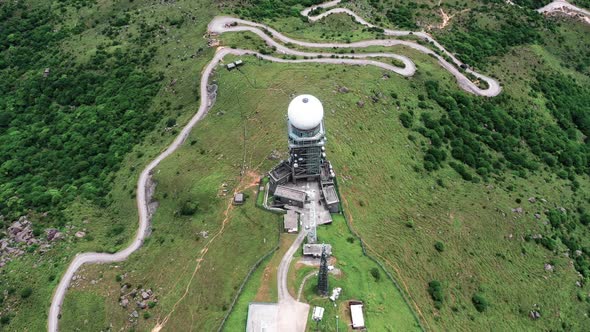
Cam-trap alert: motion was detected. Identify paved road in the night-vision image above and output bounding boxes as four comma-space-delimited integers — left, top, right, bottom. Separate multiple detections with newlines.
276, 229, 310, 332
208, 15, 500, 97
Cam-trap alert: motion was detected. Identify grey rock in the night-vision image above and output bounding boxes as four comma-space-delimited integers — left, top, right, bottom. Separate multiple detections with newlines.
75, 231, 86, 238
120, 298, 129, 308
530, 310, 541, 319
528, 197, 536, 203
544, 263, 554, 272
534, 213, 541, 220
338, 86, 349, 93
131, 310, 139, 318
141, 291, 150, 300
512, 207, 523, 213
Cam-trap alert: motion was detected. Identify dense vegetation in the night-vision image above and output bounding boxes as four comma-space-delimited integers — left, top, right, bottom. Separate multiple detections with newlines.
436, 4, 547, 68
0, 1, 162, 225
402, 74, 589, 180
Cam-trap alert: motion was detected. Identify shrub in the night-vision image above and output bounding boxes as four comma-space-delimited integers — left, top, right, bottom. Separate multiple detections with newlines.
399, 112, 413, 128
0, 315, 10, 325
20, 287, 33, 299
370, 267, 381, 281
143, 312, 151, 319
180, 201, 198, 216
115, 274, 123, 282
472, 293, 489, 312
434, 241, 445, 252
428, 280, 444, 309
346, 236, 355, 243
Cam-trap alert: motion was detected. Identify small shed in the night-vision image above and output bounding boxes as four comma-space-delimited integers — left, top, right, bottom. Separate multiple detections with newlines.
233, 192, 244, 205
322, 185, 340, 213
234, 59, 244, 67
349, 301, 365, 329
303, 243, 332, 257
283, 210, 298, 233
226, 63, 236, 70
312, 306, 325, 321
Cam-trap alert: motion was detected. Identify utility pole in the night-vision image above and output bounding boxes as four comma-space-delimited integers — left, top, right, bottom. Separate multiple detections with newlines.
336, 315, 339, 332
317, 245, 329, 296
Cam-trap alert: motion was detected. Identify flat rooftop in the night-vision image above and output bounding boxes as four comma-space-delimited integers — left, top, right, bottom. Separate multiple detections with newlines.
303, 244, 332, 257
247, 302, 279, 332
274, 185, 307, 203
350, 303, 365, 329
322, 185, 339, 205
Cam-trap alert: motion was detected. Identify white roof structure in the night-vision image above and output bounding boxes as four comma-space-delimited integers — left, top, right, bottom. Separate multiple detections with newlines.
312, 306, 325, 321
350, 304, 365, 329
288, 94, 324, 130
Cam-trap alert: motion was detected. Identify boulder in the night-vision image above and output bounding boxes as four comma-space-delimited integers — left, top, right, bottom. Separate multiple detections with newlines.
120, 298, 129, 308
534, 213, 541, 220
356, 100, 365, 108
512, 207, 523, 213
544, 263, 554, 272
338, 86, 349, 93
75, 231, 86, 238
131, 310, 139, 318
528, 197, 536, 203
141, 291, 150, 300
46, 229, 63, 241
529, 310, 541, 319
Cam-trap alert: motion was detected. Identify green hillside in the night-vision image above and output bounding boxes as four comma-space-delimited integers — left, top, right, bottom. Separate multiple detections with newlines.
0, 0, 589, 331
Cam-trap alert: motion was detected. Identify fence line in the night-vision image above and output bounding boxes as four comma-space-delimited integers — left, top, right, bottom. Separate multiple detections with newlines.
333, 177, 426, 331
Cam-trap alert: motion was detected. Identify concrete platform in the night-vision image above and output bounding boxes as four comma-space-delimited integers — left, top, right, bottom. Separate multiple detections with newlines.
246, 302, 279, 332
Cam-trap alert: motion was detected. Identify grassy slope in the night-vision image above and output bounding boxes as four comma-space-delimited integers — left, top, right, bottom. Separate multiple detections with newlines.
10, 1, 589, 331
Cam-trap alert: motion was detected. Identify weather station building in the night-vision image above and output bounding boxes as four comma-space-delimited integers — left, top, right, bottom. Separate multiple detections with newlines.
269, 95, 340, 212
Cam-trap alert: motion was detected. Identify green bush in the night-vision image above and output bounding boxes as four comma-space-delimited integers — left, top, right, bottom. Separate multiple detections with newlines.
370, 267, 381, 281
472, 293, 489, 312
399, 112, 413, 128
434, 241, 445, 252
0, 315, 10, 325
428, 280, 444, 309
20, 287, 33, 299
180, 201, 198, 216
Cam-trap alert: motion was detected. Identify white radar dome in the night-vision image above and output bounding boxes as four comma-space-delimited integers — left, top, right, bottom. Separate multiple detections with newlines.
288, 94, 324, 130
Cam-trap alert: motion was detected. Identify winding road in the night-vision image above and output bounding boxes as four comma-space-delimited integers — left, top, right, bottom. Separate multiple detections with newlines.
48, 0, 586, 330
